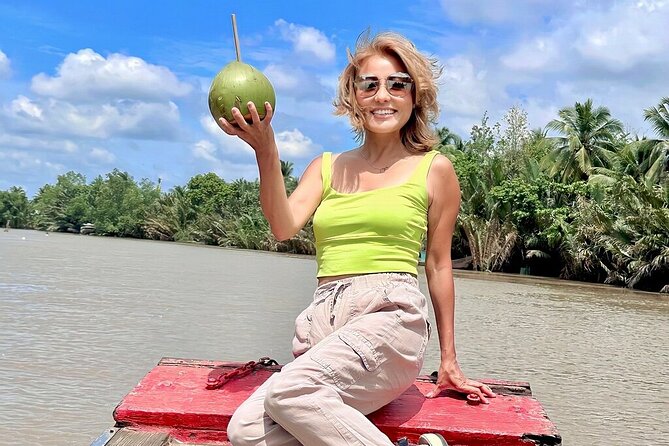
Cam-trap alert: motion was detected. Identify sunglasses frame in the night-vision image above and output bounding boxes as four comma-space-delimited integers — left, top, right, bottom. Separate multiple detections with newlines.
354, 72, 414, 98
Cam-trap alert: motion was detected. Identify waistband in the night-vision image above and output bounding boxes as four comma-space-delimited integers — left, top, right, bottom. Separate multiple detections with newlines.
315, 272, 418, 294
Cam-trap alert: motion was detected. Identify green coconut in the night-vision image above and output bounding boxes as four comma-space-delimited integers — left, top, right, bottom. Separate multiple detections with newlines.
208, 61, 276, 124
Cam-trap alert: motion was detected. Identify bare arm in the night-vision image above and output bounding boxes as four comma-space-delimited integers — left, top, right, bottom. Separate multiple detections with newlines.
424, 155, 495, 403
218, 102, 323, 240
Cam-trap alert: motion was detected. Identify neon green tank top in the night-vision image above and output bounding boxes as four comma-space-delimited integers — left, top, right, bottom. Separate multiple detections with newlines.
313, 150, 439, 278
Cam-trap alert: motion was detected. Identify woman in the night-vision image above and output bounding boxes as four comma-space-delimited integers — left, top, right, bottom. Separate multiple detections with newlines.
217, 32, 495, 446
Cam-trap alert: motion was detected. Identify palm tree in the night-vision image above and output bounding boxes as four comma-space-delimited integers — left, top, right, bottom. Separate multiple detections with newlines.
436, 127, 464, 151
144, 186, 197, 241
641, 97, 669, 185
644, 97, 669, 139
280, 159, 298, 192
544, 99, 624, 182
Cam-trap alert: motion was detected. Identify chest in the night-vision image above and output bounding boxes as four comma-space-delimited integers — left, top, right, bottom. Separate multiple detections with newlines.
330, 154, 427, 195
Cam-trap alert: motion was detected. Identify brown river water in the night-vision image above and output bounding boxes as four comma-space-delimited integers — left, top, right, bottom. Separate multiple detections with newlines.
1, 230, 668, 445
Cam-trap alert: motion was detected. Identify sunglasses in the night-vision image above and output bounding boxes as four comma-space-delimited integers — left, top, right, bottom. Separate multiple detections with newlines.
354, 72, 414, 98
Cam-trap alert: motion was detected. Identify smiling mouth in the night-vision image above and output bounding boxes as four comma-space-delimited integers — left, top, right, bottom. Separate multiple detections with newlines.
371, 109, 396, 116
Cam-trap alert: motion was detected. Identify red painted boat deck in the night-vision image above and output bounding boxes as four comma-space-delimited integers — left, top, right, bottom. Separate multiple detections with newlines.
111, 358, 561, 446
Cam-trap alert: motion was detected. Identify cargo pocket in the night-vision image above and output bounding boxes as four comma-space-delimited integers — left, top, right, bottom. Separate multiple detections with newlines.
338, 329, 380, 372
310, 329, 382, 391
291, 305, 313, 358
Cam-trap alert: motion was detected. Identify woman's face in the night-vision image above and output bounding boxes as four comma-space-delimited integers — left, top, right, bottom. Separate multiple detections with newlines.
354, 54, 414, 136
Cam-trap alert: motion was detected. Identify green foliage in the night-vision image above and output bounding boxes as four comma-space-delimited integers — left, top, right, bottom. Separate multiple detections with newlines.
433, 98, 667, 291
565, 176, 669, 291
87, 170, 159, 237
10, 96, 668, 291
31, 171, 89, 232
186, 172, 229, 215
544, 99, 624, 182
144, 186, 198, 241
0, 186, 30, 229
644, 97, 669, 139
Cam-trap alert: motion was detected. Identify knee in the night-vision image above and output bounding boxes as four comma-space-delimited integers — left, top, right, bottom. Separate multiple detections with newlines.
226, 407, 258, 446
263, 372, 314, 422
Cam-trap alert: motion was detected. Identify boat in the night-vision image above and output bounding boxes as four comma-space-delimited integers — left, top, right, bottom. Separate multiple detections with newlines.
80, 223, 96, 235
91, 357, 561, 446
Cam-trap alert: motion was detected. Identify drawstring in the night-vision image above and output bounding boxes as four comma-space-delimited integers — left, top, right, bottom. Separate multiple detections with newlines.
326, 282, 350, 325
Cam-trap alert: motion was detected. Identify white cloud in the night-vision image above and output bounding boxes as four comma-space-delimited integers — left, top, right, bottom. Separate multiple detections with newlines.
275, 19, 335, 63
263, 64, 333, 101
4, 98, 181, 140
31, 49, 192, 102
10, 95, 44, 120
276, 129, 320, 158
501, 37, 562, 72
573, 2, 669, 71
191, 138, 258, 181
439, 0, 575, 25
192, 139, 219, 163
0, 50, 10, 78
199, 115, 318, 161
200, 115, 255, 157
88, 147, 116, 164
438, 56, 491, 118
446, 0, 669, 137
0, 133, 78, 153
500, 1, 669, 74
0, 150, 65, 174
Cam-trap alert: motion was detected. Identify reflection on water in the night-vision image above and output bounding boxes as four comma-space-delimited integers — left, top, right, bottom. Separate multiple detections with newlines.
1, 230, 667, 445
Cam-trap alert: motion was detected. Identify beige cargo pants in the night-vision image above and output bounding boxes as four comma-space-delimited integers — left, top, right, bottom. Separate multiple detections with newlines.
227, 273, 430, 446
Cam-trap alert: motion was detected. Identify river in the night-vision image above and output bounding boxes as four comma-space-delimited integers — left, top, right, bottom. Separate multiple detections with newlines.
1, 229, 667, 445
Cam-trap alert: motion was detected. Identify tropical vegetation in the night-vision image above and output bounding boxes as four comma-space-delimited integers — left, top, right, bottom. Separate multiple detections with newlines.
2, 98, 667, 292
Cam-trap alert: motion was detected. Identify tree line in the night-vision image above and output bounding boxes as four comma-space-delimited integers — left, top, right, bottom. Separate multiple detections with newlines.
2, 98, 667, 292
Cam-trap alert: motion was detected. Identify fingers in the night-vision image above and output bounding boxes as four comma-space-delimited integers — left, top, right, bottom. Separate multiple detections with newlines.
462, 380, 496, 404
248, 101, 261, 126
220, 101, 272, 133
231, 106, 251, 128
218, 117, 238, 135
426, 380, 496, 403
263, 101, 274, 122
247, 101, 274, 125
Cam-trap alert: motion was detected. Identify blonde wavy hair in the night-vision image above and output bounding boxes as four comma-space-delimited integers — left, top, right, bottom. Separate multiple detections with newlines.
333, 31, 442, 153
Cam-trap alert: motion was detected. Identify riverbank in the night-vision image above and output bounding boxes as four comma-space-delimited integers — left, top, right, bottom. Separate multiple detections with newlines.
6, 228, 666, 296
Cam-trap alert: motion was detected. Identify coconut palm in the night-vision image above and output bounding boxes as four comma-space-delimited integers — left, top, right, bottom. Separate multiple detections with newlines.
446, 142, 519, 271
144, 186, 197, 241
641, 97, 669, 185
544, 99, 624, 182
280, 160, 294, 178
436, 127, 464, 151
590, 138, 668, 189
644, 97, 669, 139
567, 172, 669, 292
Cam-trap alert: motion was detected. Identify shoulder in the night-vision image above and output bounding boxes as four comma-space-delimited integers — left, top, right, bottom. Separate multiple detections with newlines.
301, 149, 355, 179
331, 148, 359, 164
428, 153, 457, 182
427, 153, 460, 206
299, 153, 325, 182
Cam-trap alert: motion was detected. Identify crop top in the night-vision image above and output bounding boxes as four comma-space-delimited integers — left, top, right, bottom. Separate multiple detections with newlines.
312, 150, 439, 278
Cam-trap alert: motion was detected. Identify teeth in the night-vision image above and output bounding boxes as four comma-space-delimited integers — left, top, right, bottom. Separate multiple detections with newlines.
372, 110, 395, 115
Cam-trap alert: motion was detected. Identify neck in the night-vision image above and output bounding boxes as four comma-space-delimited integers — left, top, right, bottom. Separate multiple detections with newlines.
360, 132, 405, 163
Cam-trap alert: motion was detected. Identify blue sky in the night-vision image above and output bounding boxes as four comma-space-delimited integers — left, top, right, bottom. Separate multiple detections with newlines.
1, 0, 667, 196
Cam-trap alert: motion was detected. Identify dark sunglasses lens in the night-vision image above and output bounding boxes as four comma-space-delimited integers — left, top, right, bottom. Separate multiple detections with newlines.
388, 80, 411, 95
357, 80, 379, 96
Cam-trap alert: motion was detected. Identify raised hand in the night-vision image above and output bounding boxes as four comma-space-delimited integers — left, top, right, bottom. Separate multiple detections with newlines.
217, 101, 276, 158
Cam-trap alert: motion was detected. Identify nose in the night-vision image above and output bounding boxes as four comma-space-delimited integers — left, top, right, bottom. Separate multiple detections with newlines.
374, 83, 391, 102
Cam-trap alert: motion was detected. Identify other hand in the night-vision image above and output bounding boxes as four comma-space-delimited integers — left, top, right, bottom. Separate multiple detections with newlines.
425, 359, 496, 404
